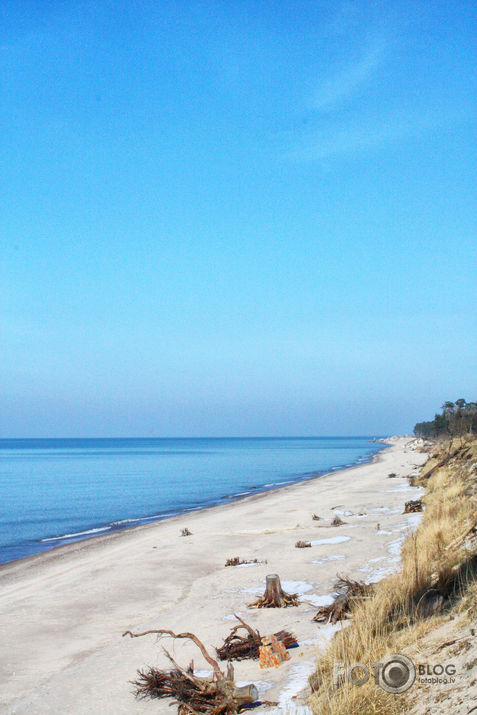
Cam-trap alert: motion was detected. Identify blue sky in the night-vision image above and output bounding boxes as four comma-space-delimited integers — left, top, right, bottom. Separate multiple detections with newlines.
1, 0, 476, 437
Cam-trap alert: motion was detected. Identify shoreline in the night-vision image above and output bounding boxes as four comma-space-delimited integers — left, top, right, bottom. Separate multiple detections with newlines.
0, 436, 426, 714
0, 441, 387, 573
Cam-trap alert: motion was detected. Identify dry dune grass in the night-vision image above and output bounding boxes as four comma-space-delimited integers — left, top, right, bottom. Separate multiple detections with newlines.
309, 438, 477, 715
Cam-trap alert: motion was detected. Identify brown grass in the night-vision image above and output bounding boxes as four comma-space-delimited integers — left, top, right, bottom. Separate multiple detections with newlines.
309, 438, 477, 714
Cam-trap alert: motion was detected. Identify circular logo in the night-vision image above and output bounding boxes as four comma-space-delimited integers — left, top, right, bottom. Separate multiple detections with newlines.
378, 654, 416, 693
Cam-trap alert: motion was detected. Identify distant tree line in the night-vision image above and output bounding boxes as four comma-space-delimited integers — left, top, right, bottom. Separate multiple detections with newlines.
414, 399, 477, 438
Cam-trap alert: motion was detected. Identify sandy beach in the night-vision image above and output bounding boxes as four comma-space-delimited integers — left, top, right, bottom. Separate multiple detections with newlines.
0, 438, 428, 714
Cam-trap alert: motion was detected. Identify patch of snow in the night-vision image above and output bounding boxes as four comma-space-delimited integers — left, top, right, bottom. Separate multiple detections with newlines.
365, 566, 395, 583
388, 536, 405, 557
281, 580, 315, 595
406, 513, 423, 529
236, 562, 260, 568
278, 661, 315, 711
315, 622, 351, 652
384, 484, 415, 493
279, 705, 313, 715
306, 593, 335, 608
242, 580, 316, 598
376, 530, 393, 535
359, 555, 396, 583
310, 536, 351, 546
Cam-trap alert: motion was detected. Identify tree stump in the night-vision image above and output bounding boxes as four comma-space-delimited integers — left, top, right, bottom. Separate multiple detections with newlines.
248, 574, 299, 608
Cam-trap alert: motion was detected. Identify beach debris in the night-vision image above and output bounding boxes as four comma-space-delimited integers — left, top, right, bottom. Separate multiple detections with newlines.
388, 472, 398, 478
404, 499, 423, 513
295, 540, 311, 548
181, 528, 192, 536
312, 513, 321, 520
225, 557, 262, 567
376, 522, 381, 531
248, 574, 299, 608
215, 614, 297, 661
123, 628, 258, 713
259, 634, 290, 668
312, 576, 374, 624
331, 515, 346, 527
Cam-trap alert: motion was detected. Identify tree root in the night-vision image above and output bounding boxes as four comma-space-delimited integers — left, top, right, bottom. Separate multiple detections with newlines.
313, 576, 374, 624
123, 628, 259, 713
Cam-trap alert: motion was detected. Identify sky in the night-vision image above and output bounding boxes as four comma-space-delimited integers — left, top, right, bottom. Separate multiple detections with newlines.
1, 0, 476, 438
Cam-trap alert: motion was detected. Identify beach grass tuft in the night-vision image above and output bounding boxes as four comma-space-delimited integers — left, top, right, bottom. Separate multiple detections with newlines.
309, 437, 477, 714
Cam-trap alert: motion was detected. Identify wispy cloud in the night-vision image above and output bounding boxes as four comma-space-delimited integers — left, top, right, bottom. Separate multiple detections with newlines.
282, 4, 475, 164
312, 35, 386, 112
287, 104, 471, 163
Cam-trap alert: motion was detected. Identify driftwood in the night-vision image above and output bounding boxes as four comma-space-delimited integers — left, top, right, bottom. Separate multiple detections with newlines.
215, 615, 297, 661
123, 628, 258, 713
313, 577, 374, 624
225, 557, 260, 567
404, 499, 423, 513
248, 574, 299, 608
295, 540, 311, 548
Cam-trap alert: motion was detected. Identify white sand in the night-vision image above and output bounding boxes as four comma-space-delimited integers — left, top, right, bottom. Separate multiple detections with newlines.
0, 438, 427, 714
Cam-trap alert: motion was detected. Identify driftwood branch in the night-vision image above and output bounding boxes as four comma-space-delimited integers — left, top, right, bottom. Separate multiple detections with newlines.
123, 629, 223, 679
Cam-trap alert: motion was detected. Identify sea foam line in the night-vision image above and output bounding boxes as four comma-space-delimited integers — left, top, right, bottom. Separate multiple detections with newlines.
40, 526, 112, 542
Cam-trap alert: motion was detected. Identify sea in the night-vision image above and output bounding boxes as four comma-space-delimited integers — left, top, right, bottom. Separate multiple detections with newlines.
0, 436, 387, 564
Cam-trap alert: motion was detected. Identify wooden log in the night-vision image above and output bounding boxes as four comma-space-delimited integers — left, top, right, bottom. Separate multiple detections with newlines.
234, 684, 258, 706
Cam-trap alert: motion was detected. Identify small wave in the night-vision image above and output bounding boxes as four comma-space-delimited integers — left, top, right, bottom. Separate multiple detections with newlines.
262, 479, 295, 488
110, 513, 174, 525
40, 526, 112, 542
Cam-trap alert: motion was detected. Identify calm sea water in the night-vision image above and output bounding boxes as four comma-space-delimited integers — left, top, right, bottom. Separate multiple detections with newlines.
0, 437, 386, 564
